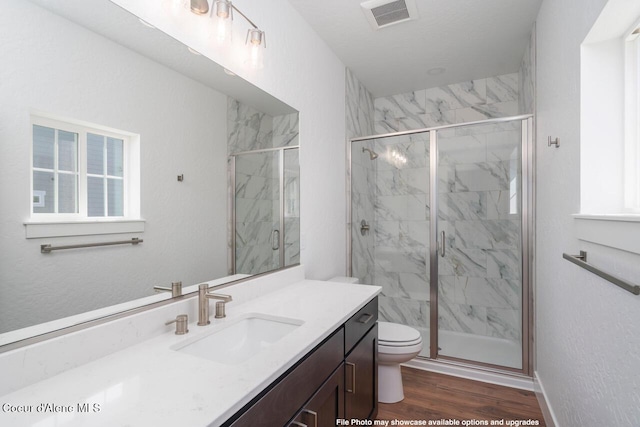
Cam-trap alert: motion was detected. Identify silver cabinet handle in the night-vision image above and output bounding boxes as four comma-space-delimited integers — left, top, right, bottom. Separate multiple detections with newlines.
357, 313, 374, 324
290, 422, 307, 427
271, 229, 280, 250
302, 409, 318, 427
439, 230, 446, 257
345, 362, 356, 394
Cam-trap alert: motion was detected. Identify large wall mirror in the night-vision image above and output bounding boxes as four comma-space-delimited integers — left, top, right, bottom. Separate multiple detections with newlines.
0, 0, 300, 345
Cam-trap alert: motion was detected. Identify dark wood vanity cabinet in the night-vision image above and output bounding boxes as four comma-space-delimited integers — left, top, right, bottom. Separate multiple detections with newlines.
289, 363, 345, 427
344, 298, 378, 421
227, 330, 344, 427
225, 296, 378, 427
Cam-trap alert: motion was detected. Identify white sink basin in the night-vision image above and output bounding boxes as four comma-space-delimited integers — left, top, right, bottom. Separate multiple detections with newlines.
172, 314, 304, 365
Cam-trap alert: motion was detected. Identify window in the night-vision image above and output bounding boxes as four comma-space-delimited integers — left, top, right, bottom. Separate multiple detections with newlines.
577, 3, 640, 254
86, 133, 125, 217
29, 114, 141, 232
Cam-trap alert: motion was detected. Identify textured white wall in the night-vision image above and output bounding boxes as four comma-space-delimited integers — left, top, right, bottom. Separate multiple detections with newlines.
535, 0, 640, 425
113, 0, 348, 281
0, 1, 228, 331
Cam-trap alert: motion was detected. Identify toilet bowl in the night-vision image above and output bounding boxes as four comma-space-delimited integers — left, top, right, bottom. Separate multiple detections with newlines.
327, 277, 422, 403
378, 321, 423, 403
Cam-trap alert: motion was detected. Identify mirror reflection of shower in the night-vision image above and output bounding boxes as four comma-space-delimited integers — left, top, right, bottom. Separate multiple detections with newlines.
362, 147, 379, 160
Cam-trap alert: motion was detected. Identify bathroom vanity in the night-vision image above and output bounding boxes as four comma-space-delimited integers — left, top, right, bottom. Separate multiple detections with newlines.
227, 297, 379, 426
0, 267, 381, 427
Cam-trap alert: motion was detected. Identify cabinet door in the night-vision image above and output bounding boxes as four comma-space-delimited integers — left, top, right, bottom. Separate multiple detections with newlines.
290, 364, 345, 427
228, 330, 344, 427
345, 323, 378, 420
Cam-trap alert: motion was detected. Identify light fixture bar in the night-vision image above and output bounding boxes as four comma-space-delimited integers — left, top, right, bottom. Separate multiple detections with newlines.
230, 4, 259, 30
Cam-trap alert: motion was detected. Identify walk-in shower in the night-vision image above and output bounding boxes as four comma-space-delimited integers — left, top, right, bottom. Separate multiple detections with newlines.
348, 115, 533, 374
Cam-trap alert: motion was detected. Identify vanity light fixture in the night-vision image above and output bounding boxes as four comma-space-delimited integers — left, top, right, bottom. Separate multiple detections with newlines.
246, 28, 266, 69
212, 0, 233, 43
189, 0, 267, 69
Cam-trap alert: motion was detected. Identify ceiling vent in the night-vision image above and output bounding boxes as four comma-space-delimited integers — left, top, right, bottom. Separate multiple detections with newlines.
361, 0, 418, 30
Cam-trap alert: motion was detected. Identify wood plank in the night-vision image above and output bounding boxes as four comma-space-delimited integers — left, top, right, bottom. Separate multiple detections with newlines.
376, 367, 546, 426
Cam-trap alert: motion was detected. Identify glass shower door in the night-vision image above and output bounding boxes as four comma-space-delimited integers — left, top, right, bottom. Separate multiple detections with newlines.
232, 147, 300, 275
283, 148, 300, 266
435, 120, 524, 369
350, 132, 431, 358
233, 150, 281, 275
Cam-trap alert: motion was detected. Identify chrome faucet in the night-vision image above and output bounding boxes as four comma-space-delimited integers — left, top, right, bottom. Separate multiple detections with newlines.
198, 284, 233, 325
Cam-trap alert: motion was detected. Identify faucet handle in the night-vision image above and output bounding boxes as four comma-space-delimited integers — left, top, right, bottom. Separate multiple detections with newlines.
214, 301, 227, 319
165, 314, 189, 335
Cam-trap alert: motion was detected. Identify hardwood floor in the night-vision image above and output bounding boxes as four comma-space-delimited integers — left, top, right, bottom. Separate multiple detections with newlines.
377, 367, 546, 426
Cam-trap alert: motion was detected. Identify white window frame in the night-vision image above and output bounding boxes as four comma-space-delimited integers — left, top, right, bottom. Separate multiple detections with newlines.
624, 24, 640, 212
26, 113, 143, 238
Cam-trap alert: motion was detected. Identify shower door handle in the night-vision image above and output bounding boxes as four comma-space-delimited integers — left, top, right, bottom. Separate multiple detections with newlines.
439, 231, 446, 257
271, 229, 280, 250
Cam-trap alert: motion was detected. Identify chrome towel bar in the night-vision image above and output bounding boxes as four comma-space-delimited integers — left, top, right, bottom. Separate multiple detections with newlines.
41, 238, 142, 254
563, 251, 640, 295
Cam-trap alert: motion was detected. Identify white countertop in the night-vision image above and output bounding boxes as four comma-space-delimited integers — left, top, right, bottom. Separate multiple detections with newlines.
0, 279, 380, 427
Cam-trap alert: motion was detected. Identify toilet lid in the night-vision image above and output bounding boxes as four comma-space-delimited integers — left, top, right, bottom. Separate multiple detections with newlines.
378, 321, 422, 346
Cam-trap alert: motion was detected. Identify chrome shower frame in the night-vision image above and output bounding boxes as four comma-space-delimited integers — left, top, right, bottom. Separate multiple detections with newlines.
347, 114, 535, 377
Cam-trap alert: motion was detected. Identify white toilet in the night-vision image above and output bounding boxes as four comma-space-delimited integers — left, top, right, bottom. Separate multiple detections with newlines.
328, 276, 423, 404
377, 321, 423, 403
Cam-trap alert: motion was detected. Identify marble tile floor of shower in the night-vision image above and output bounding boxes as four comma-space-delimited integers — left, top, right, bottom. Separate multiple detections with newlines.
377, 367, 546, 425
416, 327, 522, 369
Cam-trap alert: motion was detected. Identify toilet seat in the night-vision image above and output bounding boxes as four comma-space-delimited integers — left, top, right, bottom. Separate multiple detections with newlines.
378, 321, 422, 347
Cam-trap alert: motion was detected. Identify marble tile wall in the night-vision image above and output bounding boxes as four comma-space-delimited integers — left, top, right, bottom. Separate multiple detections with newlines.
233, 152, 280, 274
346, 69, 375, 140
273, 112, 300, 148
228, 98, 300, 274
519, 25, 536, 115
374, 73, 519, 134
346, 69, 376, 286
228, 98, 273, 154
372, 133, 431, 331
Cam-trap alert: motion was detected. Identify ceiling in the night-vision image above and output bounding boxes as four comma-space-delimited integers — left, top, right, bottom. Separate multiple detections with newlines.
287, 0, 543, 98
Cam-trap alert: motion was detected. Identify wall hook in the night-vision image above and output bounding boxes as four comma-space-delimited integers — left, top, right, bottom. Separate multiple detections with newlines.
548, 136, 560, 148
360, 219, 370, 236
177, 174, 184, 182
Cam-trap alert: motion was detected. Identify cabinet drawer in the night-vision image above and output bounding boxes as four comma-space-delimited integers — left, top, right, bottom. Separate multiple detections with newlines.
344, 297, 378, 354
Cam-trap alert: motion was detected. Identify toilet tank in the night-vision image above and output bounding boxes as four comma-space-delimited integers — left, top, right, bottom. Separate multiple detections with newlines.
328, 276, 360, 284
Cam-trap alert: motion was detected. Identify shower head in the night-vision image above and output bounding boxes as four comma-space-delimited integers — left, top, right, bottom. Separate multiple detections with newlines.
362, 147, 379, 160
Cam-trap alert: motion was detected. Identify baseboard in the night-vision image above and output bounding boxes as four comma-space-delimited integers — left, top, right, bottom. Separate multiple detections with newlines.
533, 371, 560, 427
404, 358, 535, 391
